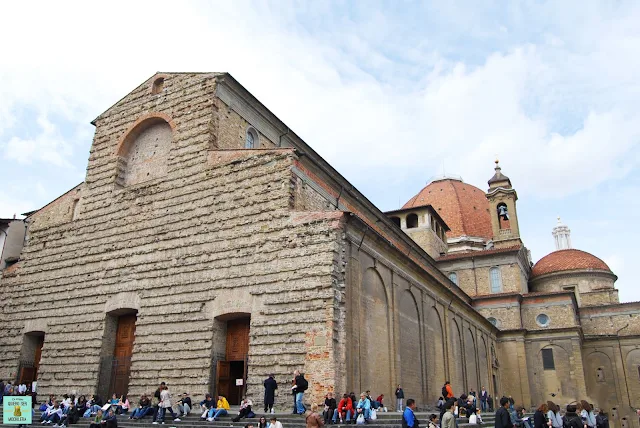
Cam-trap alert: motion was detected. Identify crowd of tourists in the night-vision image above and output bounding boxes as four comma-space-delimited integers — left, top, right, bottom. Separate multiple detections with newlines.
5, 375, 632, 428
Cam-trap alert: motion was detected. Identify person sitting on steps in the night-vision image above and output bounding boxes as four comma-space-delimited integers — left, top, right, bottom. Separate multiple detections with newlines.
207, 394, 230, 421
334, 393, 353, 424
232, 397, 254, 423
129, 394, 151, 420
356, 392, 371, 422
200, 394, 215, 420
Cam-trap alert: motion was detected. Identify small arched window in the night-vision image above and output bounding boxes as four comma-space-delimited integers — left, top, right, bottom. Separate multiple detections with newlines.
406, 213, 418, 229
487, 317, 499, 327
151, 77, 165, 95
246, 127, 258, 149
448, 272, 458, 285
390, 216, 401, 228
489, 267, 502, 293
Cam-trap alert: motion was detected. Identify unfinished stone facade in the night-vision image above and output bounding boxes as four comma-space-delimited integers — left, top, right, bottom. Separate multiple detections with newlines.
0, 72, 637, 426
0, 73, 499, 412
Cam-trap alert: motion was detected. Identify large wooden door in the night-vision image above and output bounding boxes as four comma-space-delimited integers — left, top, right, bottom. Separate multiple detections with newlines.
216, 361, 231, 401
112, 314, 136, 396
19, 335, 44, 386
225, 318, 250, 361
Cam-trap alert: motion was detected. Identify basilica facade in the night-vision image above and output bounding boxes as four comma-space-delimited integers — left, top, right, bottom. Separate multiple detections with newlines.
0, 73, 637, 427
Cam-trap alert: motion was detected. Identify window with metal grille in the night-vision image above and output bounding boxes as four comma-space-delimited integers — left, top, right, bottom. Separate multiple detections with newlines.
542, 348, 555, 370
490, 267, 502, 293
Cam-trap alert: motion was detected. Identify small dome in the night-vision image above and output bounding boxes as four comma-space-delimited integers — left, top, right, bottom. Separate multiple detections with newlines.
531, 249, 612, 278
403, 178, 493, 240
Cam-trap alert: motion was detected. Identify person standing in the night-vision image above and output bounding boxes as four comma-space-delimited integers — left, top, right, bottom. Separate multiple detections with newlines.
395, 385, 405, 412
293, 370, 308, 415
264, 374, 278, 414
403, 399, 420, 428
440, 399, 456, 428
546, 402, 562, 428
443, 382, 454, 399
480, 387, 488, 413
156, 384, 180, 423
495, 397, 514, 428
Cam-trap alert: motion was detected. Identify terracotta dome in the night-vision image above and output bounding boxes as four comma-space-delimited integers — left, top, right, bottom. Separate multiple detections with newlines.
403, 178, 493, 240
531, 249, 612, 278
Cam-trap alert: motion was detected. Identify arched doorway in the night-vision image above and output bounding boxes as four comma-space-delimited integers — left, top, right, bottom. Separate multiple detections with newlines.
98, 310, 137, 398
212, 314, 251, 405
18, 332, 45, 389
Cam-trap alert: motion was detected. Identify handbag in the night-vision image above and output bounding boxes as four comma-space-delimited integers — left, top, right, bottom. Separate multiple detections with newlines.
370, 409, 377, 420
356, 414, 366, 425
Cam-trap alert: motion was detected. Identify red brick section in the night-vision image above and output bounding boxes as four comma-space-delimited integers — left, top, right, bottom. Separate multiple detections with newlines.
531, 249, 612, 278
436, 245, 521, 261
403, 179, 493, 240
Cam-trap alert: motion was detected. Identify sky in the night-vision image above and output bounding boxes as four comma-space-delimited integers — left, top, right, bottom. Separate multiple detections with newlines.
1, 1, 639, 301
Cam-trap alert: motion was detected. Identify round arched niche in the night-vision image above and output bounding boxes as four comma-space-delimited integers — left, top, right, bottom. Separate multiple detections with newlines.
116, 114, 175, 187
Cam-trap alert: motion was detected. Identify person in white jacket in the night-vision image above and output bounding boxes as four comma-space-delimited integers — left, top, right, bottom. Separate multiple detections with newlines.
580, 401, 596, 428
269, 417, 283, 428
41, 402, 63, 424
153, 385, 180, 424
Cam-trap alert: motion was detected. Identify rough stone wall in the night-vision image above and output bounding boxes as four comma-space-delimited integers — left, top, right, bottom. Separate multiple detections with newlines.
496, 335, 531, 405
345, 224, 497, 409
580, 303, 640, 336
530, 272, 615, 297
474, 303, 522, 330
404, 228, 447, 260
0, 74, 343, 411
291, 174, 335, 211
582, 339, 640, 428
440, 257, 526, 297
211, 97, 276, 150
520, 296, 578, 330
524, 335, 587, 407
580, 289, 619, 307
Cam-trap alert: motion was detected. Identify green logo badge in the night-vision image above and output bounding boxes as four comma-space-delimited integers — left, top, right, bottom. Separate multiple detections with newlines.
3, 396, 32, 424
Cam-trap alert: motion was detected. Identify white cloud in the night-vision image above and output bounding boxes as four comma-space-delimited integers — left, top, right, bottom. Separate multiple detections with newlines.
1, 0, 640, 301
3, 115, 73, 167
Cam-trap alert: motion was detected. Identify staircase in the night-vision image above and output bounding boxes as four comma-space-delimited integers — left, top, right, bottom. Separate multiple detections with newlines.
0, 408, 497, 428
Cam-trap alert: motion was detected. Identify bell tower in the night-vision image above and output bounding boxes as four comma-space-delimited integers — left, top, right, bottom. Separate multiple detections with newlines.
486, 160, 522, 248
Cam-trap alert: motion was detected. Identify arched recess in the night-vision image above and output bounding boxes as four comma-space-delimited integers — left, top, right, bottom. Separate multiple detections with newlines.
426, 307, 445, 403
625, 349, 640, 405
115, 113, 175, 187
449, 319, 464, 395
399, 290, 424, 404
464, 329, 479, 394
537, 344, 573, 405
478, 336, 490, 393
584, 351, 618, 412
360, 268, 391, 397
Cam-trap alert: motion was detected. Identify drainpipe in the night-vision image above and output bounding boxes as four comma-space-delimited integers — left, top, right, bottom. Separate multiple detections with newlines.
472, 257, 478, 296
615, 323, 632, 408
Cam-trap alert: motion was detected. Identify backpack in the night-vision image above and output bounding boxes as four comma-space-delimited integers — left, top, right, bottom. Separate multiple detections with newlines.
442, 386, 448, 397
299, 377, 309, 392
